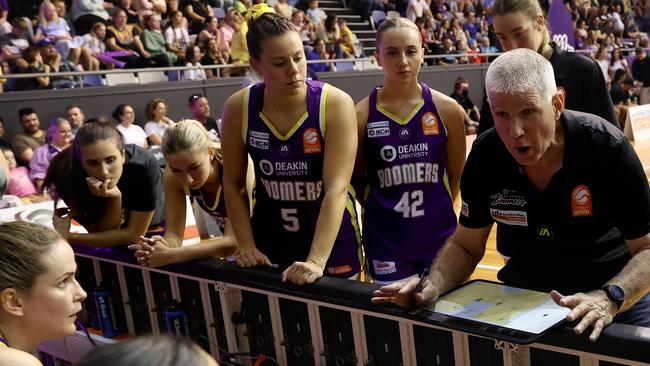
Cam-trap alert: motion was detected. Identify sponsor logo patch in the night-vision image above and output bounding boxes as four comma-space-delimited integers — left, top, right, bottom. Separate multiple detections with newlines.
380, 145, 397, 162
327, 265, 353, 275
368, 121, 390, 128
368, 127, 390, 138
302, 128, 322, 154
461, 201, 469, 217
421, 112, 440, 135
399, 127, 411, 140
536, 225, 553, 241
259, 159, 274, 175
489, 208, 528, 226
372, 260, 397, 275
279, 143, 290, 156
489, 189, 527, 207
571, 185, 593, 217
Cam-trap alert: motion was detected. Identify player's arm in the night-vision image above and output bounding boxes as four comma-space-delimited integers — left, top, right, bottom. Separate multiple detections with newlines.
221, 89, 271, 267
160, 168, 188, 248
282, 86, 358, 284
432, 90, 466, 201
372, 223, 491, 307
352, 96, 369, 204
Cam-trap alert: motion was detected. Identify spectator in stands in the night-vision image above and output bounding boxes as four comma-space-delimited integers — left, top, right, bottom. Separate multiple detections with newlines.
450, 76, 479, 134
609, 47, 628, 82
165, 10, 191, 60
463, 11, 480, 39
323, 15, 343, 59
373, 49, 650, 341
67, 105, 86, 137
275, 0, 294, 18
181, 0, 214, 34
182, 44, 207, 80
0, 2, 9, 36
221, 9, 360, 284
135, 0, 168, 20
115, 0, 141, 25
306, 0, 326, 28
0, 117, 10, 149
188, 93, 220, 141
202, 38, 230, 78
113, 104, 148, 149
45, 122, 166, 247
35, 1, 86, 70
12, 108, 46, 166
129, 120, 237, 267
195, 15, 219, 48
478, 0, 618, 135
144, 98, 174, 146
291, 9, 315, 43
2, 148, 38, 197
338, 18, 357, 58
39, 41, 62, 75
449, 17, 467, 46
229, 11, 250, 64
610, 70, 635, 128
142, 13, 179, 66
13, 47, 52, 91
430, 0, 453, 21
72, 0, 112, 35
437, 37, 457, 64
307, 37, 334, 72
0, 222, 86, 365
632, 47, 650, 104
406, 0, 432, 22
29, 117, 72, 191
455, 39, 470, 64
595, 46, 610, 83
106, 8, 149, 68
0, 18, 30, 71
79, 22, 110, 70
221, 8, 241, 45
76, 335, 217, 366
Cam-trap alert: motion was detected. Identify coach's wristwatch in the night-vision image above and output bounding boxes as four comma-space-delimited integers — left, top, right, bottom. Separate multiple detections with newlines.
601, 284, 625, 312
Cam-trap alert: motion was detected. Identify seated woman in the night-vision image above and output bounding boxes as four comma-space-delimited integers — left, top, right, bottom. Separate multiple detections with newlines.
144, 98, 175, 146
129, 120, 236, 267
114, 104, 148, 149
141, 13, 179, 67
105, 8, 148, 68
29, 117, 72, 191
164, 10, 190, 61
0, 221, 87, 366
45, 122, 166, 247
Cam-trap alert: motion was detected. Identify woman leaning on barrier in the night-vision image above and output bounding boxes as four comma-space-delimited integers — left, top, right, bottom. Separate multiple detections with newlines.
44, 121, 166, 248
0, 221, 87, 366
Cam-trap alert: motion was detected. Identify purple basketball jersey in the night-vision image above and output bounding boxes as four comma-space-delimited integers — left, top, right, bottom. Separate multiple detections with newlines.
243, 80, 360, 276
363, 83, 456, 263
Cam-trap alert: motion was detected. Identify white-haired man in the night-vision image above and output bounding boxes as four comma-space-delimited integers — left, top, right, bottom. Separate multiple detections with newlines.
372, 48, 650, 341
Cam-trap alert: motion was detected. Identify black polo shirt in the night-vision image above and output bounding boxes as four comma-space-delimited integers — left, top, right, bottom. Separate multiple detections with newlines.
460, 110, 650, 294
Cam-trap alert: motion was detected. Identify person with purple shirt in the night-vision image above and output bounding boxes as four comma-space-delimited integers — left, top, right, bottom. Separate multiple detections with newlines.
222, 5, 360, 285
306, 38, 334, 73
354, 18, 465, 284
29, 117, 72, 191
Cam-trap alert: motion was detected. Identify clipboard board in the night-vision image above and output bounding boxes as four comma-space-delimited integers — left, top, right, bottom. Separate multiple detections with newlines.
410, 280, 570, 344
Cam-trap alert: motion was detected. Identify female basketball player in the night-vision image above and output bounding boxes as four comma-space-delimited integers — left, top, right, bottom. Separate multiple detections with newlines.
45, 122, 165, 247
477, 0, 617, 134
0, 222, 86, 366
355, 18, 466, 284
221, 4, 360, 285
129, 120, 237, 267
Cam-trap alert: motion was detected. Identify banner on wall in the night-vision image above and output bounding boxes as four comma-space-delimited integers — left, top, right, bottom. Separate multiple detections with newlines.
547, 0, 575, 51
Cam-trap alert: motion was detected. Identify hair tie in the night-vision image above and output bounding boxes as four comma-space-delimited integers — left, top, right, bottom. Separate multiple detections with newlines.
246, 3, 275, 21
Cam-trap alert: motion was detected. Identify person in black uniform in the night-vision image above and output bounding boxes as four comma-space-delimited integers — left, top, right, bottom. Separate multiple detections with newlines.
477, 0, 618, 135
45, 122, 166, 247
372, 49, 650, 342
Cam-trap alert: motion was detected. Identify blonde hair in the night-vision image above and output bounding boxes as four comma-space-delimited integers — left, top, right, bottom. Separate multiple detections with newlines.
161, 119, 218, 157
38, 0, 58, 25
0, 222, 62, 292
375, 17, 421, 47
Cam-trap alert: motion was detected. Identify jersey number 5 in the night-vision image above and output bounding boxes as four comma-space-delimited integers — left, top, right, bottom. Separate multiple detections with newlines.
281, 208, 300, 232
394, 190, 424, 218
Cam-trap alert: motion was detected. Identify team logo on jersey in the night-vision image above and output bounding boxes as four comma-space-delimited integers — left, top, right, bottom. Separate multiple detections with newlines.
327, 265, 353, 275
399, 127, 411, 140
571, 185, 593, 217
259, 159, 274, 175
489, 189, 527, 207
380, 145, 397, 162
302, 128, 322, 154
536, 225, 553, 241
489, 208, 528, 226
372, 260, 397, 275
249, 130, 269, 150
279, 143, 290, 156
421, 112, 440, 135
368, 120, 390, 138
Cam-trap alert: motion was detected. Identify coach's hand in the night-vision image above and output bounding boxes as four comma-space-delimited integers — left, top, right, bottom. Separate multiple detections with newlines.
282, 260, 323, 285
371, 274, 440, 308
551, 290, 617, 342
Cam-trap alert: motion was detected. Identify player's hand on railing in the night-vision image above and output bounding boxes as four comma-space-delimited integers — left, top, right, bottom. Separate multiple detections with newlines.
282, 260, 323, 285
236, 247, 272, 268
371, 274, 440, 308
129, 235, 176, 268
551, 290, 617, 342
